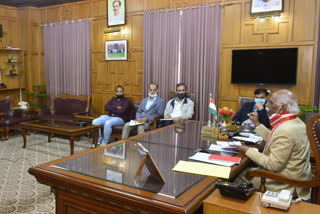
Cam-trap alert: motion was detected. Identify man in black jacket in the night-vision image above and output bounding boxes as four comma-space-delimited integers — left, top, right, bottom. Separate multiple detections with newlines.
233, 88, 271, 128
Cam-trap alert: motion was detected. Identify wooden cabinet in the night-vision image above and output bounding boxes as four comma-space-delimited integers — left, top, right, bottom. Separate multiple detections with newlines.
0, 48, 25, 90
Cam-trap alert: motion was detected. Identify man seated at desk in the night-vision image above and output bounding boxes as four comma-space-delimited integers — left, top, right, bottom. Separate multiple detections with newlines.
161, 83, 194, 127
233, 88, 271, 128
92, 85, 131, 145
121, 82, 165, 139
234, 89, 312, 200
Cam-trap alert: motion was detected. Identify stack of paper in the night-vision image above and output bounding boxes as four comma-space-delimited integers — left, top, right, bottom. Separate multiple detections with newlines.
209, 144, 239, 154
232, 136, 260, 144
189, 152, 236, 166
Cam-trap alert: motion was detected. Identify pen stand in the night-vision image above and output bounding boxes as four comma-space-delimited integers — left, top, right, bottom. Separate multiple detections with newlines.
201, 126, 220, 139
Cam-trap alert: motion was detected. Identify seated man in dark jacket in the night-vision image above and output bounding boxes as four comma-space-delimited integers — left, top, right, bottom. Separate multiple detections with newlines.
92, 85, 131, 145
233, 88, 271, 128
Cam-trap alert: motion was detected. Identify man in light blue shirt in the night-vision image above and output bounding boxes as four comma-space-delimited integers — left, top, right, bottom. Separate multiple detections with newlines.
122, 82, 165, 139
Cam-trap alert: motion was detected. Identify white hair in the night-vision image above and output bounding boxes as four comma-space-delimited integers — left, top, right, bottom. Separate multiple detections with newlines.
274, 89, 300, 115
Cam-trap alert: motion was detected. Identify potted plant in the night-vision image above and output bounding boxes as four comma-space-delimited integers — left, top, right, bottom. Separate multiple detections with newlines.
299, 106, 320, 123
24, 85, 49, 110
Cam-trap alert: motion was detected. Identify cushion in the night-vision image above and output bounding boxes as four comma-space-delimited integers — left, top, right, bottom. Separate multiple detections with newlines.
54, 98, 87, 115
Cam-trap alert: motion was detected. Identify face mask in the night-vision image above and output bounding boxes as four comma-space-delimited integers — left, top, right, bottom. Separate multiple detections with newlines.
148, 93, 157, 98
255, 98, 265, 104
269, 106, 283, 119
177, 93, 186, 99
116, 94, 124, 99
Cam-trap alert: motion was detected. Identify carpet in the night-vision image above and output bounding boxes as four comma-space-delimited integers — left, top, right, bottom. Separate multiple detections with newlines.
0, 132, 93, 214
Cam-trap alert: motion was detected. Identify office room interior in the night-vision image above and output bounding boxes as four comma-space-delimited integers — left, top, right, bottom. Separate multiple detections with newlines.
0, 0, 320, 213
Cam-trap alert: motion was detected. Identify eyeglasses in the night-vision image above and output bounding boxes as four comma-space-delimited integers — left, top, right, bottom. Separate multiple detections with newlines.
267, 99, 274, 105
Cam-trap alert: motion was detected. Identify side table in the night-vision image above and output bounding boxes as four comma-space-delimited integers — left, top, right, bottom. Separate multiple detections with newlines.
204, 190, 320, 214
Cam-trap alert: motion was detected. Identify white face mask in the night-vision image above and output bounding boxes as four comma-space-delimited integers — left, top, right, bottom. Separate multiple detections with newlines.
148, 93, 157, 98
268, 106, 283, 119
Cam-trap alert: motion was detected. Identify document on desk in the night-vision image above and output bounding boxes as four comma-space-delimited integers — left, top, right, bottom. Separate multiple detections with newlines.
216, 141, 242, 146
232, 136, 260, 144
172, 160, 231, 179
160, 118, 173, 121
209, 145, 240, 154
189, 152, 236, 166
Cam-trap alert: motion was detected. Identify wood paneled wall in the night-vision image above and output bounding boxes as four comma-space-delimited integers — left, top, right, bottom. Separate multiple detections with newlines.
1, 0, 319, 113
220, 0, 320, 111
0, 5, 23, 105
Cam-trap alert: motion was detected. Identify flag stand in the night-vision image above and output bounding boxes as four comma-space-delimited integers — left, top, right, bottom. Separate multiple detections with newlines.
202, 93, 220, 138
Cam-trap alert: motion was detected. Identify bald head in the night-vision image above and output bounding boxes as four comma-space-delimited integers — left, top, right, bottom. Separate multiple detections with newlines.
268, 89, 300, 115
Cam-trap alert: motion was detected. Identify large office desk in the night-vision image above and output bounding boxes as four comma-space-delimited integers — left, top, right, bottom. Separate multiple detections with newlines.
28, 121, 261, 214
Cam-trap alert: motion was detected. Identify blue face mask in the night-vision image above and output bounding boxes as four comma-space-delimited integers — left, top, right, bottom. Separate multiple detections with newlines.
255, 98, 265, 104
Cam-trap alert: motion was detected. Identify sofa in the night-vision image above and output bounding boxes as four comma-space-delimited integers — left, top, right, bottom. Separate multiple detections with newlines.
37, 94, 91, 122
110, 102, 139, 137
100, 102, 160, 140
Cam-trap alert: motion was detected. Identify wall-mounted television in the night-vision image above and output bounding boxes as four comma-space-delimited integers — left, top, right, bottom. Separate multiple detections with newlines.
231, 48, 298, 85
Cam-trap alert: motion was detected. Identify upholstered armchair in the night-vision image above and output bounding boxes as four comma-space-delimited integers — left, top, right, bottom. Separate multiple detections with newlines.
0, 96, 29, 140
37, 94, 91, 122
245, 113, 320, 204
0, 97, 10, 140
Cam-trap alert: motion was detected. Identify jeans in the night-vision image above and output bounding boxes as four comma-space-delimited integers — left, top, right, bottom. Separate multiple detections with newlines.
92, 115, 124, 144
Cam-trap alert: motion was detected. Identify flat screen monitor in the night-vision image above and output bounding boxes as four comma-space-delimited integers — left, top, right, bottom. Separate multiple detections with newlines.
231, 48, 298, 85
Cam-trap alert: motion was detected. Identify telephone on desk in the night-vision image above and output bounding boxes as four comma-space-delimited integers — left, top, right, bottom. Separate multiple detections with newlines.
261, 190, 292, 210
18, 101, 29, 110
215, 181, 257, 200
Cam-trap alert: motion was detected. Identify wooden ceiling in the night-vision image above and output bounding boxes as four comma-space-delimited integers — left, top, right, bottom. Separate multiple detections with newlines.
0, 0, 86, 7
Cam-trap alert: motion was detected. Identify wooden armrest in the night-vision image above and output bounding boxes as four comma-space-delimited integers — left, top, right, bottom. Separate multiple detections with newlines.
73, 112, 89, 117
150, 115, 163, 129
0, 112, 7, 120
246, 169, 318, 188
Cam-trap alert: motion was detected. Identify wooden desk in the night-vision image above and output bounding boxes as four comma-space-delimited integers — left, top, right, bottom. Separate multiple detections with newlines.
204, 190, 320, 214
28, 121, 260, 214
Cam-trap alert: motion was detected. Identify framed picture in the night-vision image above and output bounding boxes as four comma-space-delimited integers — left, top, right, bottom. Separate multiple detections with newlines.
104, 143, 126, 159
108, 0, 126, 27
105, 40, 127, 61
250, 0, 283, 15
106, 169, 123, 183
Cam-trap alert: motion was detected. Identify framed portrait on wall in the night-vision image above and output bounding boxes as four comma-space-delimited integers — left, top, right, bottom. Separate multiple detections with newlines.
108, 0, 126, 27
105, 40, 127, 61
104, 143, 126, 159
250, 0, 283, 15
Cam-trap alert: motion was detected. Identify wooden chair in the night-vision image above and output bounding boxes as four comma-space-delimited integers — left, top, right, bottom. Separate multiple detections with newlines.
245, 113, 320, 204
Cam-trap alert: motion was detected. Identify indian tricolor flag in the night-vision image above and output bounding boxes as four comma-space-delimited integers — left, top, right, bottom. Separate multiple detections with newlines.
209, 98, 218, 117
